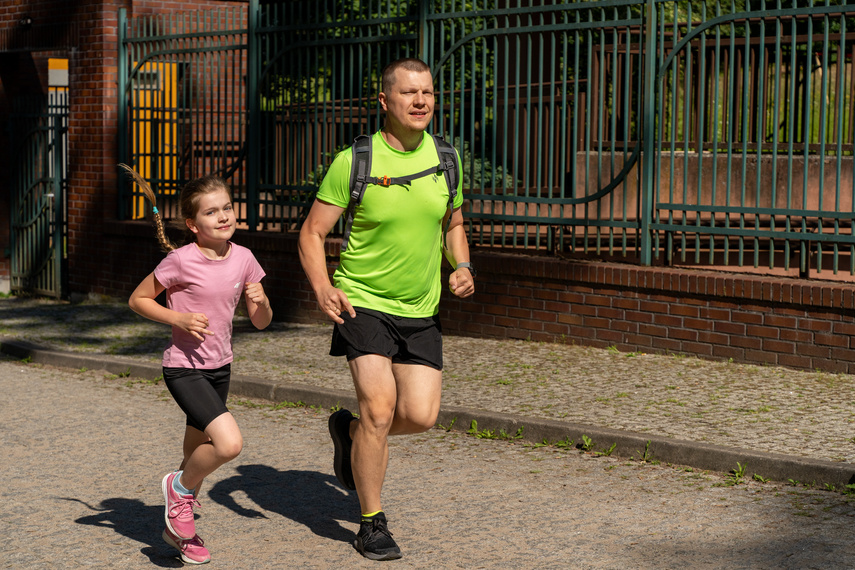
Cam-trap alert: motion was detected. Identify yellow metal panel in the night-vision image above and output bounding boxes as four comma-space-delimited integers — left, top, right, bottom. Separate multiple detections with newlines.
131, 61, 179, 219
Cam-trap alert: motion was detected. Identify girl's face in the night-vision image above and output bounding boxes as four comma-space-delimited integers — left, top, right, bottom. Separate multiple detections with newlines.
186, 189, 236, 245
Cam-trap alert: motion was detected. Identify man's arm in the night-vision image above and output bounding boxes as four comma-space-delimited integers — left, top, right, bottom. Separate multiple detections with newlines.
298, 199, 357, 323
443, 207, 475, 298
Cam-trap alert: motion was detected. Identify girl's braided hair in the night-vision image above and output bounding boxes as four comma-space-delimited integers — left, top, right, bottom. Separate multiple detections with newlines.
118, 163, 178, 252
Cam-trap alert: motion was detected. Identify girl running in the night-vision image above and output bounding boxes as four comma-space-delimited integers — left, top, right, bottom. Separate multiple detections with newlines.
124, 165, 273, 565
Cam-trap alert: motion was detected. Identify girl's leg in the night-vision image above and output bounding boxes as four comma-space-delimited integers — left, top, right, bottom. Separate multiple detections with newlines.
178, 412, 243, 490
179, 426, 210, 496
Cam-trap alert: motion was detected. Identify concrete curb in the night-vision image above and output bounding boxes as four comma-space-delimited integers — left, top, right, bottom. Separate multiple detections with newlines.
4, 339, 854, 488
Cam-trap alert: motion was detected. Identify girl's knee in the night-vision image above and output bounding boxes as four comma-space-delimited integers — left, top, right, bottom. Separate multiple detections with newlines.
216, 435, 243, 461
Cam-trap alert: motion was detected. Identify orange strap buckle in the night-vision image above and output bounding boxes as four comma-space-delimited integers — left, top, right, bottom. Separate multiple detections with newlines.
378, 175, 392, 187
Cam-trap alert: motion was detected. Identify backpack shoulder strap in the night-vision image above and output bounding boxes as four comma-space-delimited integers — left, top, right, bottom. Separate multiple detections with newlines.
432, 134, 459, 205
432, 134, 461, 248
342, 134, 372, 252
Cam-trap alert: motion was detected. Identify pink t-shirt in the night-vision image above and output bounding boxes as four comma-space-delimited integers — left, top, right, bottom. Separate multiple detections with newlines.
153, 242, 266, 369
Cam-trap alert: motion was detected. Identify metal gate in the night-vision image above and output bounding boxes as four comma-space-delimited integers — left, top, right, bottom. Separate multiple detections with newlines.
117, 1, 855, 280
9, 91, 68, 298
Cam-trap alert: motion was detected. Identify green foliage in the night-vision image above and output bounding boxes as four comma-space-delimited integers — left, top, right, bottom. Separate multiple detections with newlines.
452, 137, 518, 190
580, 434, 594, 452
467, 419, 524, 440
635, 440, 655, 463
439, 417, 457, 432
724, 461, 748, 486
272, 400, 307, 410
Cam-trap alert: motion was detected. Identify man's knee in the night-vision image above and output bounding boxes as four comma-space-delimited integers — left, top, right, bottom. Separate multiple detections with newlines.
357, 402, 397, 433
393, 405, 439, 434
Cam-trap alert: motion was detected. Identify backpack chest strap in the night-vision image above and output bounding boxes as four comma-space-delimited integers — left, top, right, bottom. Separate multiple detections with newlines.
359, 164, 441, 188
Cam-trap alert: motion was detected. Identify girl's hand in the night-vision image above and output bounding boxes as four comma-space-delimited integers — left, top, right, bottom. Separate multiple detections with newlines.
174, 312, 213, 341
244, 282, 270, 309
246, 282, 273, 330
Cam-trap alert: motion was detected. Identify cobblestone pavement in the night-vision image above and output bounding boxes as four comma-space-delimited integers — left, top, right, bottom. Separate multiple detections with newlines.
4, 357, 855, 569
3, 296, 855, 465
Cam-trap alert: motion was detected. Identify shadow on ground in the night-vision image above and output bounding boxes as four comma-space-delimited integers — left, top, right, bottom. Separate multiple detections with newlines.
208, 464, 359, 545
65, 497, 183, 567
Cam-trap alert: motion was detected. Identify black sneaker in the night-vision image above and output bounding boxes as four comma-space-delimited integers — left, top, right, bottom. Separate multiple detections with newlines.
354, 512, 402, 561
328, 409, 356, 490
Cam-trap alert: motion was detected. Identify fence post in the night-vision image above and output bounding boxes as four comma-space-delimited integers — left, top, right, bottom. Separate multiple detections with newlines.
117, 8, 127, 219
639, 0, 657, 266
52, 115, 67, 298
246, 0, 259, 231
418, 0, 429, 62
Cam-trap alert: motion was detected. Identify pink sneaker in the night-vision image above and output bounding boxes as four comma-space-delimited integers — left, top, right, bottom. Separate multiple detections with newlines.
162, 472, 200, 540
162, 527, 211, 565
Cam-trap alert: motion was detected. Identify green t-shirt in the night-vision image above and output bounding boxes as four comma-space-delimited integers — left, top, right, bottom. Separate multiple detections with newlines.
317, 131, 464, 317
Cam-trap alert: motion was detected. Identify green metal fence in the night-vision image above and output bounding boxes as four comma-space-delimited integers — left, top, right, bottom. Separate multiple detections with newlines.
651, 0, 855, 277
118, 0, 855, 280
9, 91, 68, 298
117, 6, 248, 221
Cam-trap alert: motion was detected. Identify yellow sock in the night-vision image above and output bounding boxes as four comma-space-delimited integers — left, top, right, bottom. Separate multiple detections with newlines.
361, 510, 383, 519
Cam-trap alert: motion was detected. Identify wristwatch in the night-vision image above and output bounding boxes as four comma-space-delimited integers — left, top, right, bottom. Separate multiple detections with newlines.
456, 262, 476, 277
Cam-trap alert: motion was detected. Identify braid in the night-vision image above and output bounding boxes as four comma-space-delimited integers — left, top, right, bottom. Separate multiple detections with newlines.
118, 164, 177, 253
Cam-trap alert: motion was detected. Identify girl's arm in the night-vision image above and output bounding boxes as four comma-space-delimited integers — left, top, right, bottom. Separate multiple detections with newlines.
128, 272, 213, 341
244, 282, 272, 330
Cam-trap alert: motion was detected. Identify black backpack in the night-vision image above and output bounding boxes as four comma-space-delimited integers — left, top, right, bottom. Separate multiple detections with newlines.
341, 133, 460, 252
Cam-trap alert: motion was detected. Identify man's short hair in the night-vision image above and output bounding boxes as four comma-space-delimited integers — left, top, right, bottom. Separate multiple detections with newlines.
381, 58, 432, 93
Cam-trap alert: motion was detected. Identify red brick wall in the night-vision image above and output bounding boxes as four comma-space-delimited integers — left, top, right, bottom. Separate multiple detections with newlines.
7, 0, 855, 375
438, 252, 855, 374
0, 0, 245, 296
64, 0, 245, 296
101, 220, 855, 375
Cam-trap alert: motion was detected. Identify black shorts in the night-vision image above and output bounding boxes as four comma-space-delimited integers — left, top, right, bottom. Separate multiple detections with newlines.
330, 307, 443, 370
162, 364, 231, 431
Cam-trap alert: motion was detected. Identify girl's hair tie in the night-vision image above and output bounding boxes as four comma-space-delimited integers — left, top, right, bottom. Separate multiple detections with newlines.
152, 206, 159, 214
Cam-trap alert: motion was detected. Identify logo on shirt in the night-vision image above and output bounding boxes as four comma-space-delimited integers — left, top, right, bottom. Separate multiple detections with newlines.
234, 282, 241, 288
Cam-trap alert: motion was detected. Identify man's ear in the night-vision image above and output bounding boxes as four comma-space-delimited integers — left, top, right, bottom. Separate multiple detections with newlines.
378, 91, 388, 111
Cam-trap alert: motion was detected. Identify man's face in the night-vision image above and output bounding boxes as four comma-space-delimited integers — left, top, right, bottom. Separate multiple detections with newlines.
379, 68, 435, 134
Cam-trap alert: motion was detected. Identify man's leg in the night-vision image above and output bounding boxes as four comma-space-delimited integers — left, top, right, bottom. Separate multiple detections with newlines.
347, 356, 441, 561
388, 362, 442, 436
348, 354, 396, 515
349, 356, 442, 514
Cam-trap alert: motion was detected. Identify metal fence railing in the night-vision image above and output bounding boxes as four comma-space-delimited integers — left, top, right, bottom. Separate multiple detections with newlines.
117, 6, 248, 221
118, 0, 855, 280
10, 89, 68, 298
651, 1, 855, 277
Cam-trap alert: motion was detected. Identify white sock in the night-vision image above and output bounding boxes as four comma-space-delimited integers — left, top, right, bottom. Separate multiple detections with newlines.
172, 471, 194, 496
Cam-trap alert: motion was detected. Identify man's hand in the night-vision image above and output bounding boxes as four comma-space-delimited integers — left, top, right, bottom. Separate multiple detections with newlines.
448, 268, 475, 298
317, 286, 356, 324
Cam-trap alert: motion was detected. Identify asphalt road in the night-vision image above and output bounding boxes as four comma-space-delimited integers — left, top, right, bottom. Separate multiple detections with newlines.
3, 356, 855, 569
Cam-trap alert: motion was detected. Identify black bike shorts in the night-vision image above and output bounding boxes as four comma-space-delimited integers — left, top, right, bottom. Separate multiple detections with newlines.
162, 364, 231, 431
